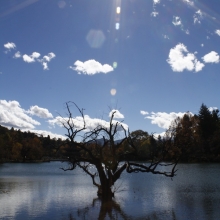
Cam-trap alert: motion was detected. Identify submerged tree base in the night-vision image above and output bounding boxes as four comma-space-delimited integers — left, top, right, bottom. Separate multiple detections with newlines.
97, 186, 115, 201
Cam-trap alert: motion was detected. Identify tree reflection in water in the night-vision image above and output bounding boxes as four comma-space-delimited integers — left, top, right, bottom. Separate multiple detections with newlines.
76, 198, 129, 220
65, 198, 178, 220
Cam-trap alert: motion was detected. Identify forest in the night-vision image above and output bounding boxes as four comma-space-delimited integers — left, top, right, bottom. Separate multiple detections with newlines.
0, 103, 220, 163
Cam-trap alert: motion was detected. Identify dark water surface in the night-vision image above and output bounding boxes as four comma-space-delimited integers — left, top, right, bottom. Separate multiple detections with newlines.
0, 162, 220, 220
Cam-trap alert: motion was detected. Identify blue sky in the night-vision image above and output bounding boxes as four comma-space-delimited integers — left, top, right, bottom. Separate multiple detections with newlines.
1, 0, 220, 139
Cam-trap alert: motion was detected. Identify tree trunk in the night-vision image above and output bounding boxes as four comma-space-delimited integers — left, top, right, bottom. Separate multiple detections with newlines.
102, 183, 114, 201
96, 165, 114, 201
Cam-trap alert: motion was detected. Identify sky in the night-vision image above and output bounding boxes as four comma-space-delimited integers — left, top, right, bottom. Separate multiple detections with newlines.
1, 0, 220, 140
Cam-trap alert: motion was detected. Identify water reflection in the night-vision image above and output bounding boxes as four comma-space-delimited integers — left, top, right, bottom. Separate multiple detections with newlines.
0, 162, 220, 219
73, 198, 130, 220
65, 198, 178, 220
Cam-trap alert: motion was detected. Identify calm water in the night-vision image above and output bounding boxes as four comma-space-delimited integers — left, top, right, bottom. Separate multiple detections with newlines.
0, 162, 220, 220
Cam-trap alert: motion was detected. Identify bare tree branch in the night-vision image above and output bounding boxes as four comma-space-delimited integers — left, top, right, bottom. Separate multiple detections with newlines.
126, 161, 178, 177
77, 162, 100, 188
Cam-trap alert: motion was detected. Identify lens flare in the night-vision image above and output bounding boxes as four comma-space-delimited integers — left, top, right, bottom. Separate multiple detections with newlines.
110, 89, 117, 96
115, 23, 120, 30
116, 7, 121, 14
58, 1, 66, 8
113, 62, 117, 68
86, 30, 106, 48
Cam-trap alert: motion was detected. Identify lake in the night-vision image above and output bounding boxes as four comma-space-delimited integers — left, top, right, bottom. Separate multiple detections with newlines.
0, 162, 220, 220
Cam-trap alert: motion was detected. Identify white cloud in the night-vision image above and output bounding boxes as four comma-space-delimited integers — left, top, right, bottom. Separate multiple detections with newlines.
42, 52, 56, 62
185, 29, 190, 35
21, 129, 66, 140
4, 42, 16, 52
143, 107, 218, 131
31, 52, 40, 59
23, 54, 35, 63
151, 11, 159, 17
208, 107, 218, 112
39, 52, 56, 70
194, 10, 203, 24
151, 0, 160, 17
48, 115, 128, 132
23, 52, 41, 63
202, 51, 219, 63
144, 111, 192, 129
22, 51, 55, 69
196, 9, 202, 15
70, 59, 114, 75
28, 105, 53, 118
183, 0, 194, 6
3, 42, 56, 70
13, 51, 22, 58
42, 62, 48, 70
0, 100, 67, 139
109, 110, 124, 119
140, 110, 149, 115
172, 16, 189, 34
215, 30, 220, 36
195, 60, 205, 72
172, 16, 182, 26
154, 132, 166, 139
163, 34, 169, 39
167, 43, 204, 72
153, 0, 160, 4
201, 44, 204, 47
0, 100, 40, 129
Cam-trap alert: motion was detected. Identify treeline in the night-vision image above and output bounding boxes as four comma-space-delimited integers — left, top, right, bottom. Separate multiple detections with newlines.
0, 126, 69, 162
162, 103, 220, 162
117, 103, 220, 162
0, 103, 220, 163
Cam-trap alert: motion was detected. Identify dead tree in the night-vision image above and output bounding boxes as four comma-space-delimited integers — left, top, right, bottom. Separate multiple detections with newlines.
60, 102, 178, 201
